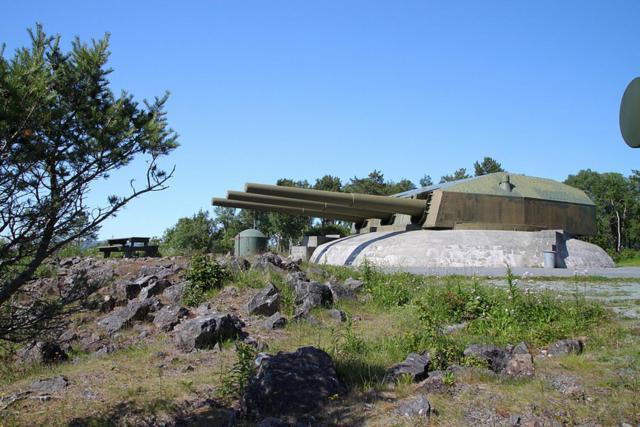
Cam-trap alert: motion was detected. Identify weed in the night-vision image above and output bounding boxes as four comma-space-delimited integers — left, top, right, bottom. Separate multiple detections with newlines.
218, 342, 257, 399
183, 255, 228, 306
442, 371, 456, 386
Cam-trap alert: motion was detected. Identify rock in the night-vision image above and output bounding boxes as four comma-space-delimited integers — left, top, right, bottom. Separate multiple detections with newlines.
548, 339, 584, 356
93, 345, 115, 357
327, 309, 347, 322
134, 274, 157, 287
174, 313, 244, 351
417, 371, 450, 394
396, 394, 431, 419
327, 283, 355, 302
294, 281, 333, 309
463, 344, 509, 373
153, 305, 190, 332
243, 346, 346, 418
444, 322, 467, 334
252, 253, 285, 271
509, 341, 531, 355
78, 333, 102, 352
246, 283, 281, 316
550, 374, 585, 399
263, 312, 287, 330
100, 295, 116, 313
116, 282, 142, 300
244, 337, 269, 352
344, 277, 364, 292
30, 376, 69, 394
97, 297, 162, 334
19, 341, 68, 365
388, 352, 431, 382
217, 255, 251, 273
285, 271, 308, 287
503, 353, 535, 377
163, 282, 186, 305
138, 278, 172, 300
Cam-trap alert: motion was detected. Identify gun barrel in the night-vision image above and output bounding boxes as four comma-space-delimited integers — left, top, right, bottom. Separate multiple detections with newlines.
244, 183, 425, 216
226, 191, 392, 220
211, 198, 367, 223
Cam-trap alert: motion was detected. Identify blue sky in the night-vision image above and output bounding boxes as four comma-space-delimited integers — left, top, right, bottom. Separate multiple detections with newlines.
3, 1, 640, 239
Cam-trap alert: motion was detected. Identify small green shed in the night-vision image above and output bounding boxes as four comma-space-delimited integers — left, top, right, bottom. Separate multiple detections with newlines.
234, 228, 268, 257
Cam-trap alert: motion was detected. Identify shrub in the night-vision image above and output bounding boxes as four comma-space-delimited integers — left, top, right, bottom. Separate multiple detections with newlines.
218, 342, 257, 399
183, 255, 227, 307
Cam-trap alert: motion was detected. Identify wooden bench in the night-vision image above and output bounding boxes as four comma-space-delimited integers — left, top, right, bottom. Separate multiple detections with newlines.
98, 237, 159, 258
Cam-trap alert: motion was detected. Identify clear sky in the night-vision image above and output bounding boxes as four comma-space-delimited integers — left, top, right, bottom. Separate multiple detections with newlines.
3, 1, 640, 240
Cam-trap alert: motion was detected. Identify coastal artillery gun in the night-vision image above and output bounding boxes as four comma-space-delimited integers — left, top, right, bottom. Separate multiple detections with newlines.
212, 172, 597, 236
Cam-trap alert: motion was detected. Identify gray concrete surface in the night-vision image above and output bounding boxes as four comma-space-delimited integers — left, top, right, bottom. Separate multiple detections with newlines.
312, 229, 614, 269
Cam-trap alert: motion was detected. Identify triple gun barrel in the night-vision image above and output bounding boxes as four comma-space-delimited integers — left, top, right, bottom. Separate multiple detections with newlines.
211, 183, 427, 224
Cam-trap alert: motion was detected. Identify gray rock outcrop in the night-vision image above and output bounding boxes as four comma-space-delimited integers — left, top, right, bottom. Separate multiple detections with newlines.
173, 313, 244, 351
246, 283, 281, 316
243, 346, 346, 418
388, 352, 431, 382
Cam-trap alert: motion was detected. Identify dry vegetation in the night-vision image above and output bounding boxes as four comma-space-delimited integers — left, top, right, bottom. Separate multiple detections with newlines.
0, 257, 638, 426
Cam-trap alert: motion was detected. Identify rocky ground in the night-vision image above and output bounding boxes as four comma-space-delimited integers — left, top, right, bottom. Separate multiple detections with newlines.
0, 254, 638, 426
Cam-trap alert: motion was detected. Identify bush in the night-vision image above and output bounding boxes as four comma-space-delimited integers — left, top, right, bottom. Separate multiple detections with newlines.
162, 210, 216, 255
183, 255, 227, 307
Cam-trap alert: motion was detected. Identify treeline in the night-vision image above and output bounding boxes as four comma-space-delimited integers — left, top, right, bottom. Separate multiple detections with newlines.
161, 158, 640, 259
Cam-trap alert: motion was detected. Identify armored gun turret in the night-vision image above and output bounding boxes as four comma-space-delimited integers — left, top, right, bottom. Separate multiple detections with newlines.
212, 173, 597, 236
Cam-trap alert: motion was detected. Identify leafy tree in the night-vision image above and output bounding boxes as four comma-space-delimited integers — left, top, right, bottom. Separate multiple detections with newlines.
565, 170, 640, 253
440, 168, 471, 183
474, 157, 505, 176
267, 178, 311, 251
313, 175, 342, 192
163, 210, 216, 255
344, 170, 415, 195
419, 174, 434, 187
0, 26, 177, 339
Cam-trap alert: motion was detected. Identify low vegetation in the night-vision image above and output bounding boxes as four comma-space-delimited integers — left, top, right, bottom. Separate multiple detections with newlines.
0, 258, 638, 426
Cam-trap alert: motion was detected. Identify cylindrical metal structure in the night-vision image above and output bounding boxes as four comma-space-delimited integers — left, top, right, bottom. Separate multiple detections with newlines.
226, 190, 392, 220
244, 183, 426, 216
234, 229, 268, 257
543, 250, 556, 268
212, 198, 367, 223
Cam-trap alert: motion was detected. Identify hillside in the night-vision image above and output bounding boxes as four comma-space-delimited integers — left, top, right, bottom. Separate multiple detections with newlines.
0, 254, 638, 426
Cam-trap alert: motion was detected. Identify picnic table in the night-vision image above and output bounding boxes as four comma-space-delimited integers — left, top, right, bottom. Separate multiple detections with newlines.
98, 237, 159, 258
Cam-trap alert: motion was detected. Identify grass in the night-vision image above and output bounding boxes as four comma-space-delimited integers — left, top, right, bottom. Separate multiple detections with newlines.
1, 260, 638, 426
617, 256, 640, 267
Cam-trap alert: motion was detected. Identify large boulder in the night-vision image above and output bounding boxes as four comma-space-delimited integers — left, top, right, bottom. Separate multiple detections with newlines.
174, 314, 244, 351
388, 352, 431, 382
463, 344, 509, 373
153, 305, 190, 332
504, 342, 535, 377
30, 376, 69, 394
327, 283, 355, 302
246, 283, 281, 316
294, 281, 333, 310
243, 346, 346, 418
97, 297, 162, 334
163, 282, 186, 305
343, 277, 364, 292
19, 341, 68, 365
396, 394, 431, 419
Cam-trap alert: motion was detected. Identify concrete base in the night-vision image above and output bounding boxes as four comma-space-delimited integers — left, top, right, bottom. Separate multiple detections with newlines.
310, 229, 614, 269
